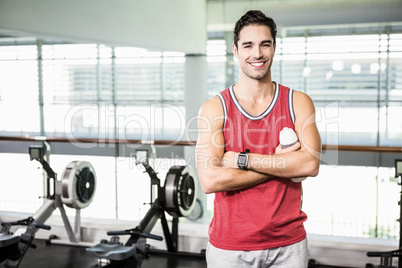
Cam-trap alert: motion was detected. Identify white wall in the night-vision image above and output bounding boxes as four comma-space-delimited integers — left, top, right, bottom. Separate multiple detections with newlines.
0, 0, 207, 54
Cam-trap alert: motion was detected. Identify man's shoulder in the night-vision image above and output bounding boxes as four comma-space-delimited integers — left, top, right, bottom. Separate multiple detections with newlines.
202, 87, 231, 108
200, 95, 223, 115
292, 90, 315, 112
292, 90, 312, 101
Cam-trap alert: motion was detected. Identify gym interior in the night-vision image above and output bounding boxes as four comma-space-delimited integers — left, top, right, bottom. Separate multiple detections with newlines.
0, 0, 402, 267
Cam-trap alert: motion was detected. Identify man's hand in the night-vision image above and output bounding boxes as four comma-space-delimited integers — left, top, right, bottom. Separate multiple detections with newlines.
275, 141, 307, 183
275, 142, 301, 155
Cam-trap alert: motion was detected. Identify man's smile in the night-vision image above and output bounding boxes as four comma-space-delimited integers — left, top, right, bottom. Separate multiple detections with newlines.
248, 61, 267, 68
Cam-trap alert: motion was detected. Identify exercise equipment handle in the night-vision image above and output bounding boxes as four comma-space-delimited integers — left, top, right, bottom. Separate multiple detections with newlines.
1, 217, 50, 230
2, 218, 32, 226
107, 230, 128, 236
2, 220, 26, 226
367, 249, 401, 257
367, 251, 384, 257
140, 232, 163, 241
107, 229, 163, 241
33, 222, 51, 230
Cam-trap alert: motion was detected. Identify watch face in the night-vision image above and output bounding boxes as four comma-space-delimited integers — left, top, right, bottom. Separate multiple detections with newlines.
238, 155, 247, 166
238, 153, 248, 170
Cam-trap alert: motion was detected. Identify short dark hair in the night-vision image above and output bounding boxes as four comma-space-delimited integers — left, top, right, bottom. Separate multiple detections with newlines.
233, 10, 277, 48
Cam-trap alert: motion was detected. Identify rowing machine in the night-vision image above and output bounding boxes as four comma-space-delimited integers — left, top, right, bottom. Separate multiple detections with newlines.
87, 161, 204, 267
0, 142, 97, 267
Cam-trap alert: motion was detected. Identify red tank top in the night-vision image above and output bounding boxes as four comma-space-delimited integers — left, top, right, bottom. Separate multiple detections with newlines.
209, 83, 307, 250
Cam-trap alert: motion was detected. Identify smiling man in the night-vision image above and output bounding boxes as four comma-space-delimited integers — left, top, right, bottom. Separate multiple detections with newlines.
196, 10, 322, 268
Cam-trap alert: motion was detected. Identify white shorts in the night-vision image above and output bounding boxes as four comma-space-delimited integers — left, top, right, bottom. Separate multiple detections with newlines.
206, 238, 309, 268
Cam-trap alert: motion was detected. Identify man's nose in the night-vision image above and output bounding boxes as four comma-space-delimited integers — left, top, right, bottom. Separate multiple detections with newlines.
252, 46, 263, 59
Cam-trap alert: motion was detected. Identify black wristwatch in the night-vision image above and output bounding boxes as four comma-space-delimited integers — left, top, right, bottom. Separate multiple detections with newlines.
237, 149, 250, 170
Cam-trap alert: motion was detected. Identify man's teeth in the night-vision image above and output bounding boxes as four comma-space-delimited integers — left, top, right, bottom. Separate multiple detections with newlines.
250, 62, 264, 66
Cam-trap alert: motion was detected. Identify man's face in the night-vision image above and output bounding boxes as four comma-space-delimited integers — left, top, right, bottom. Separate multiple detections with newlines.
233, 25, 276, 81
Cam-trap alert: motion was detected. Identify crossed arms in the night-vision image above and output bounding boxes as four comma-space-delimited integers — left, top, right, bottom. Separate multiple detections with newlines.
195, 91, 322, 194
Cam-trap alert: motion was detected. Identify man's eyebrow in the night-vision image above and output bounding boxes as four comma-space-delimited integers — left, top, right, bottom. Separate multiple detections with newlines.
261, 40, 273, 44
241, 41, 253, 46
241, 40, 272, 46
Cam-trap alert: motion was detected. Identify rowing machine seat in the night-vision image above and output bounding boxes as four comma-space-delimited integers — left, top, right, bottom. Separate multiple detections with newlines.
0, 233, 19, 247
86, 243, 136, 261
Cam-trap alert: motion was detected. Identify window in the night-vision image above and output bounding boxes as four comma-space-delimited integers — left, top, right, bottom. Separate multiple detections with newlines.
0, 42, 186, 140
1, 23, 402, 240
206, 27, 402, 147
303, 165, 399, 239
0, 42, 40, 136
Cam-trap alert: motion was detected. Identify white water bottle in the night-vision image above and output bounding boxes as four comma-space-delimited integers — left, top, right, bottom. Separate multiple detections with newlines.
279, 127, 306, 183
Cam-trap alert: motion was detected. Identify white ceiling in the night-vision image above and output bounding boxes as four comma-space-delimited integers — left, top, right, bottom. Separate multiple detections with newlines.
0, 0, 401, 54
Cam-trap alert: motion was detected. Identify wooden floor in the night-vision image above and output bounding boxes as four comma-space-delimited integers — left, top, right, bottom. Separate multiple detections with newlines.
0, 239, 207, 268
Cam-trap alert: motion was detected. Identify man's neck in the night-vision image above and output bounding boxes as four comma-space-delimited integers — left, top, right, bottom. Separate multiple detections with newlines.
234, 76, 275, 103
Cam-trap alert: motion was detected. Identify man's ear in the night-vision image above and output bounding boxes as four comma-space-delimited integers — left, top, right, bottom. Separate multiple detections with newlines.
232, 43, 239, 59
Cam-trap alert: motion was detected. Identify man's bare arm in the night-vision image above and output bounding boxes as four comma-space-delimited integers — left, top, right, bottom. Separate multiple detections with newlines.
221, 92, 321, 179
195, 96, 272, 194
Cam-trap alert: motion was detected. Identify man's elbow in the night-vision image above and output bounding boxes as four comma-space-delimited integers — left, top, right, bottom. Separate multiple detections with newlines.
308, 164, 320, 177
200, 181, 218, 194
198, 173, 218, 194
201, 185, 215, 195
305, 158, 320, 177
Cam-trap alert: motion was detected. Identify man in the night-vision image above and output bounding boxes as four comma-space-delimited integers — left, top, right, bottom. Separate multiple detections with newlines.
195, 10, 322, 267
